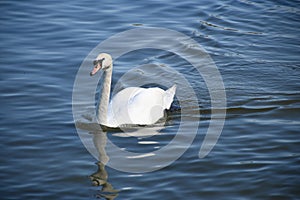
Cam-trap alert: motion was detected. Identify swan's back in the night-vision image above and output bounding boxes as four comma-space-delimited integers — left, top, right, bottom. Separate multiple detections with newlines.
107, 85, 176, 127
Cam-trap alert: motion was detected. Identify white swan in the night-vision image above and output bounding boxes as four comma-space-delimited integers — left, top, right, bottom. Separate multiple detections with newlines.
90, 53, 176, 128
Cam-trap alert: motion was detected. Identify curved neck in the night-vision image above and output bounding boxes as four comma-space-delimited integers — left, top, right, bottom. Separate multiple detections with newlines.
97, 65, 112, 125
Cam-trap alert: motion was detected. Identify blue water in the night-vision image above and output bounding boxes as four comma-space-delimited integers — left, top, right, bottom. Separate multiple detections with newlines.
1, 0, 300, 199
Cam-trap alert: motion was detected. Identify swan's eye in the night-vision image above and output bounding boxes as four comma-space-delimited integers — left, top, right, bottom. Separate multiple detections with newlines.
93, 58, 105, 66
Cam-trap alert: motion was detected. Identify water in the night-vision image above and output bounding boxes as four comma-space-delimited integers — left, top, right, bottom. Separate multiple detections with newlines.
1, 0, 300, 199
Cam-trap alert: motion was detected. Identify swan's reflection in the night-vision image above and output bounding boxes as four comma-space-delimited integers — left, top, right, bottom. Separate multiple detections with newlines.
76, 120, 163, 199
89, 129, 118, 199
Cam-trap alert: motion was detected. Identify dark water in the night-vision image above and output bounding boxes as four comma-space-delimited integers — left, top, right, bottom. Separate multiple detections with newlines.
1, 0, 300, 199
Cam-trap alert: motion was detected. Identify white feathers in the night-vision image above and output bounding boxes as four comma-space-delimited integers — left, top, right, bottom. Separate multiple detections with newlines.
106, 85, 176, 127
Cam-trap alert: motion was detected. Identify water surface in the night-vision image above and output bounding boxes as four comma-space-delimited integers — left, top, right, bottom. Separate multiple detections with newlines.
1, 0, 300, 199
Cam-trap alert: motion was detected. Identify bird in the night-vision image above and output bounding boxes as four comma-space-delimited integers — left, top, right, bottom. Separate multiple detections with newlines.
90, 53, 176, 128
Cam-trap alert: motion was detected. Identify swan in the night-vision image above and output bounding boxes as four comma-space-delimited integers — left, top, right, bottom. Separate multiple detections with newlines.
90, 53, 176, 128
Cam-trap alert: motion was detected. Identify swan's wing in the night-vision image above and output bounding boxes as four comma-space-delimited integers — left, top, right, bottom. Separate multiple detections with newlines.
163, 84, 176, 109
107, 86, 176, 126
127, 87, 166, 124
128, 85, 176, 111
107, 87, 140, 126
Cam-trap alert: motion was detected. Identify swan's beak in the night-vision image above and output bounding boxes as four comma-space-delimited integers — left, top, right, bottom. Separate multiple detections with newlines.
90, 63, 101, 76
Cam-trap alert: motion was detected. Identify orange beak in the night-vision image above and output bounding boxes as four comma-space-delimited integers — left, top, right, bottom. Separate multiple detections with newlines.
90, 63, 101, 76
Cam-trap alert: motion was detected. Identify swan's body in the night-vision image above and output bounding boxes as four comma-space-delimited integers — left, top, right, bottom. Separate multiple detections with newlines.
90, 53, 176, 128
107, 86, 176, 127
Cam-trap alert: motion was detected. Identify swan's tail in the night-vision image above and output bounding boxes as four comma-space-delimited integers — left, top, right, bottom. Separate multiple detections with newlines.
163, 84, 177, 109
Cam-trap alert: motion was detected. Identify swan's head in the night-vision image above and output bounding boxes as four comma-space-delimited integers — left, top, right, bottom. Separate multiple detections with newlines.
90, 53, 113, 76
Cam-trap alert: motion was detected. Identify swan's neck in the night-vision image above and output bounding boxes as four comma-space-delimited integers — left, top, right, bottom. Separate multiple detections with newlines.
97, 66, 112, 125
